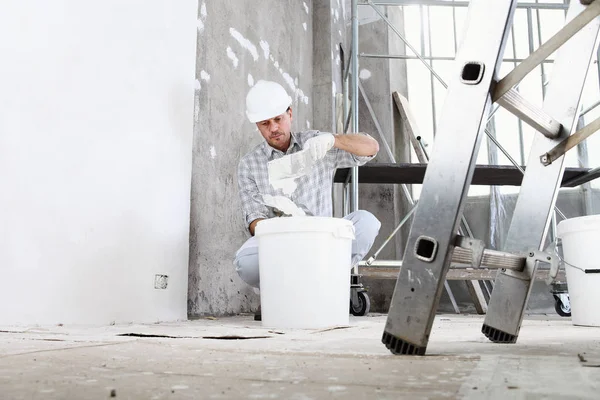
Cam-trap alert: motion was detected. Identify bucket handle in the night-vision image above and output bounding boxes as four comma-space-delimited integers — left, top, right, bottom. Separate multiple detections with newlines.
553, 239, 600, 274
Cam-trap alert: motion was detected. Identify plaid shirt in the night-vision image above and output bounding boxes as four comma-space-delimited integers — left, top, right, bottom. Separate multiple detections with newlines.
237, 130, 375, 232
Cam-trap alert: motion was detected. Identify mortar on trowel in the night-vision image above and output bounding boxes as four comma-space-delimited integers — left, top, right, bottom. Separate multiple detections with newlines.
263, 149, 314, 215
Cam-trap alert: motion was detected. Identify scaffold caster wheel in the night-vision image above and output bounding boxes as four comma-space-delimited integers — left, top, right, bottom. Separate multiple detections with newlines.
350, 291, 370, 316
553, 294, 571, 317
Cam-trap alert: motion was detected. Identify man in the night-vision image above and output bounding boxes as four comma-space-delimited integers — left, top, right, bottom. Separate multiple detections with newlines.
234, 80, 381, 307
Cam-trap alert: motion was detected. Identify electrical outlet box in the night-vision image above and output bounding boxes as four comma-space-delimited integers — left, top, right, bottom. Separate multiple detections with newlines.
154, 274, 169, 289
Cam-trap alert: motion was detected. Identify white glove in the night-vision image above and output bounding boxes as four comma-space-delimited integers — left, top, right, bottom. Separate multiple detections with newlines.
304, 133, 335, 161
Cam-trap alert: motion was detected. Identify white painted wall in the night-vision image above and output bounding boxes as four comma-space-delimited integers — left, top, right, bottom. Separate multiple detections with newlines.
0, 0, 198, 325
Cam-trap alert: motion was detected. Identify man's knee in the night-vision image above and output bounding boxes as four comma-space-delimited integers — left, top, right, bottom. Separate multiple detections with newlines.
234, 251, 260, 288
350, 209, 381, 238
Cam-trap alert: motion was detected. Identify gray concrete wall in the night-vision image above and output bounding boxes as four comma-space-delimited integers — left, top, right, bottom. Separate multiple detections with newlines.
189, 0, 314, 316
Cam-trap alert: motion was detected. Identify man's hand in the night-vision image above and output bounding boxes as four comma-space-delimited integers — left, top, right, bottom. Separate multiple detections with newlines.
304, 133, 335, 161
249, 218, 265, 236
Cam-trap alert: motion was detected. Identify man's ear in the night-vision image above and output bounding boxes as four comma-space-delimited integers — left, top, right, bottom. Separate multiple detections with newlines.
288, 107, 293, 121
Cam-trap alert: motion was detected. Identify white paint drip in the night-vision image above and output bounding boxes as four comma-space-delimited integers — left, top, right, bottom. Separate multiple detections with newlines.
359, 69, 372, 80
229, 28, 259, 61
306, 121, 310, 129
338, 30, 342, 37
248, 74, 254, 87
200, 70, 210, 81
200, 2, 207, 18
260, 40, 270, 59
303, 2, 309, 14
197, 19, 204, 33
263, 194, 305, 216
302, 22, 307, 31
209, 146, 216, 159
274, 61, 279, 69
226, 47, 239, 68
269, 55, 274, 62
332, 81, 337, 97
294, 78, 299, 86
335, 10, 339, 21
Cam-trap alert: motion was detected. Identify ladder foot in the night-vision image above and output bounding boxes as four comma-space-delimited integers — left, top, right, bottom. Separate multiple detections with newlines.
482, 324, 517, 343
382, 331, 426, 355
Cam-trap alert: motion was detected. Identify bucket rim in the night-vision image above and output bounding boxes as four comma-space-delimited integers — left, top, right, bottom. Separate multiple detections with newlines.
255, 216, 355, 238
557, 214, 600, 237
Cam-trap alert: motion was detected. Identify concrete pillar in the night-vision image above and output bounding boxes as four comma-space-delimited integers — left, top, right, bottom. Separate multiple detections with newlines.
0, 0, 197, 325
189, 0, 314, 316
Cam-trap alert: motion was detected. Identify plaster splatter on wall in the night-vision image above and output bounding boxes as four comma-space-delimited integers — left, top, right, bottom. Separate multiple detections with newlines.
248, 74, 254, 87
303, 2, 309, 14
260, 40, 270, 59
209, 146, 216, 159
339, 29, 342, 37
282, 73, 295, 92
229, 28, 259, 61
303, 22, 307, 31
226, 47, 239, 68
194, 80, 201, 121
257, 39, 310, 106
359, 69, 372, 80
197, 2, 207, 34
306, 121, 311, 129
200, 70, 211, 82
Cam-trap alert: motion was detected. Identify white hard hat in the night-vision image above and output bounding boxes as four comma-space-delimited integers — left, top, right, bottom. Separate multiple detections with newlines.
246, 80, 292, 123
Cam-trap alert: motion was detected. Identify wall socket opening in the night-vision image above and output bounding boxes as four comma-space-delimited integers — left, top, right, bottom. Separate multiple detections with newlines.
154, 274, 169, 289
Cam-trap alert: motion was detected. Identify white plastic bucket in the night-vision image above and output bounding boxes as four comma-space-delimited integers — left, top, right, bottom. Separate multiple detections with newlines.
255, 216, 355, 329
557, 215, 600, 327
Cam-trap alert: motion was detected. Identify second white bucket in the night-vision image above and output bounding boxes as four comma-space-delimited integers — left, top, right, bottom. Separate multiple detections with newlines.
557, 214, 600, 327
255, 216, 355, 329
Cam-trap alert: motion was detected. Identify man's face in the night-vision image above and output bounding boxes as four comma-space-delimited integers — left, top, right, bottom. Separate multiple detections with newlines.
256, 108, 293, 152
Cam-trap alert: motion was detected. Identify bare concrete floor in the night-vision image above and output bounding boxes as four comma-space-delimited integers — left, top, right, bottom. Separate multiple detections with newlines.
1, 314, 598, 399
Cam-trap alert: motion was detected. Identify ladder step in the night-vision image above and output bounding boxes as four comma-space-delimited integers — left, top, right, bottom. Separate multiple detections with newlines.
452, 247, 525, 270
361, 247, 526, 270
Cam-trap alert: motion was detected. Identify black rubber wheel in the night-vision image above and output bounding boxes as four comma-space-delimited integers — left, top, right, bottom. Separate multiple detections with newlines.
350, 291, 371, 316
554, 295, 571, 317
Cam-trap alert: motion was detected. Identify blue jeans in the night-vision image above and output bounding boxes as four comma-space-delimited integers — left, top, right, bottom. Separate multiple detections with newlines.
233, 210, 381, 288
